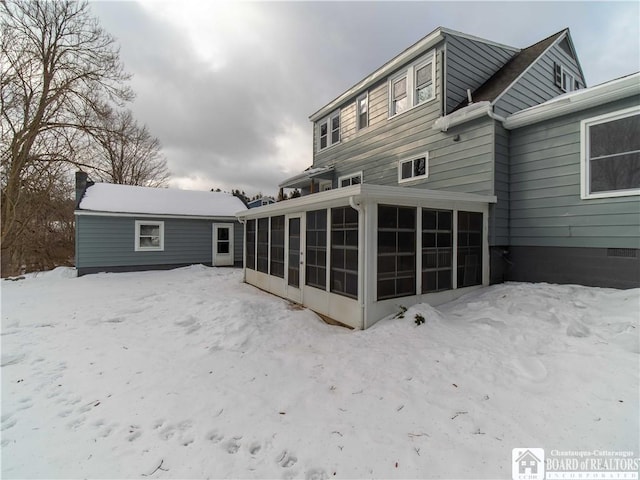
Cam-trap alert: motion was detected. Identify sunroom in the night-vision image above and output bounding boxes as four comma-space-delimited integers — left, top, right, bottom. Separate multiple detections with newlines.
236, 184, 496, 329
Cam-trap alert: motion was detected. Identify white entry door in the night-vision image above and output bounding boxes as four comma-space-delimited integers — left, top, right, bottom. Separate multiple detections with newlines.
285, 214, 304, 303
213, 223, 234, 266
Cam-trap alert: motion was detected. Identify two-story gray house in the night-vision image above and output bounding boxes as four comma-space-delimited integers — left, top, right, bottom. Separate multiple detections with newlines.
236, 26, 639, 329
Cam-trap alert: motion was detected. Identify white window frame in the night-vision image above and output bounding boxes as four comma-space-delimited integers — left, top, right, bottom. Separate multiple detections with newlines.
356, 92, 368, 130
561, 67, 574, 93
338, 171, 363, 188
135, 220, 164, 251
317, 110, 341, 151
398, 153, 429, 184
580, 106, 640, 200
318, 180, 332, 191
388, 51, 436, 119
555, 63, 575, 93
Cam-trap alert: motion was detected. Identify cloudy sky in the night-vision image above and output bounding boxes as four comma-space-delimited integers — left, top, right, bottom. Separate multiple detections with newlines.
90, 1, 640, 197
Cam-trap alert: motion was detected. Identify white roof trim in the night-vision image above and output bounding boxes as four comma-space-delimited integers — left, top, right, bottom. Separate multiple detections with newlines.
503, 72, 640, 129
491, 29, 568, 107
75, 211, 240, 221
279, 166, 334, 188
237, 184, 496, 219
440, 27, 519, 53
309, 28, 445, 122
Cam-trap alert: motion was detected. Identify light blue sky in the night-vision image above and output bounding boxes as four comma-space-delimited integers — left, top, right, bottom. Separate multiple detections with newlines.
91, 1, 640, 196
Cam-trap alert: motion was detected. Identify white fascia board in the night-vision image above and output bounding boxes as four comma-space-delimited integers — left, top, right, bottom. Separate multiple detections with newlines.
309, 29, 445, 122
439, 27, 519, 53
237, 184, 496, 220
74, 210, 237, 222
503, 72, 640, 129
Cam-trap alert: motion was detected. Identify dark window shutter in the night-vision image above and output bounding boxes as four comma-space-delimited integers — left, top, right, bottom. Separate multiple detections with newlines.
554, 62, 562, 87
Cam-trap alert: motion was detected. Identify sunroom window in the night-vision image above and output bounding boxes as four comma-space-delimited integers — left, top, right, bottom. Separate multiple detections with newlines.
257, 217, 269, 273
331, 207, 358, 299
246, 219, 256, 270
457, 211, 483, 288
270, 215, 285, 278
306, 209, 327, 289
581, 108, 640, 199
377, 205, 416, 300
422, 209, 452, 293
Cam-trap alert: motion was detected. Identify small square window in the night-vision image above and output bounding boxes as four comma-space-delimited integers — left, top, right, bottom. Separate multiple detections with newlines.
338, 172, 363, 188
135, 221, 164, 251
399, 154, 429, 183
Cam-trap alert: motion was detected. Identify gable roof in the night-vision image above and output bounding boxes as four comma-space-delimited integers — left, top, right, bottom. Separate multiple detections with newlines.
453, 29, 567, 111
309, 26, 518, 122
77, 183, 247, 217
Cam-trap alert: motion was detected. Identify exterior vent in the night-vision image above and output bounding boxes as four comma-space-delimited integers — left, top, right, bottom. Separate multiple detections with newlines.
607, 248, 638, 258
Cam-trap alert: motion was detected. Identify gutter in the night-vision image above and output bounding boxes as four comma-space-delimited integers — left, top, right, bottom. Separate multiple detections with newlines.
432, 101, 506, 132
503, 72, 640, 129
348, 195, 366, 330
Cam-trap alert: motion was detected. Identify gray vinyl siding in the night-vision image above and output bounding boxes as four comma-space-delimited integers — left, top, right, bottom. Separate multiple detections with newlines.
444, 33, 515, 114
492, 122, 510, 245
313, 47, 496, 198
509, 96, 640, 249
76, 215, 243, 269
495, 42, 585, 118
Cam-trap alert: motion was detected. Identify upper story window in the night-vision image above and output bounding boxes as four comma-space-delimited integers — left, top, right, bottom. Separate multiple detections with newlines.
357, 92, 368, 130
581, 106, 640, 199
318, 111, 341, 151
339, 172, 362, 188
389, 51, 436, 118
135, 221, 164, 251
398, 153, 428, 183
554, 62, 577, 92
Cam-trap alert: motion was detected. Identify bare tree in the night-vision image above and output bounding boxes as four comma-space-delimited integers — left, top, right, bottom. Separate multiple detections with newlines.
88, 109, 169, 187
1, 0, 133, 274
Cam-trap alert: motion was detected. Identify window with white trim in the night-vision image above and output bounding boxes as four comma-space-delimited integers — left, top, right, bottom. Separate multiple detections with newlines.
554, 62, 576, 92
135, 221, 164, 251
398, 153, 428, 183
389, 52, 436, 118
357, 92, 368, 130
338, 172, 362, 188
581, 107, 640, 199
318, 111, 341, 151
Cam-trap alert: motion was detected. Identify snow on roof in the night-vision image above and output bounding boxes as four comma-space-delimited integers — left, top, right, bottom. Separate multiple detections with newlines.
78, 183, 247, 217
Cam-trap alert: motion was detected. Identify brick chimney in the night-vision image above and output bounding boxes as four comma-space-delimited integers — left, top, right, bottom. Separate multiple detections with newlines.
75, 171, 93, 208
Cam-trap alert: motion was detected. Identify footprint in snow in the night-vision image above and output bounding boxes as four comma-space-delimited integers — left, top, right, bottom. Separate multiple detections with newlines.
249, 441, 262, 455
305, 469, 329, 480
206, 430, 224, 443
277, 450, 298, 468
225, 437, 242, 454
1, 417, 17, 432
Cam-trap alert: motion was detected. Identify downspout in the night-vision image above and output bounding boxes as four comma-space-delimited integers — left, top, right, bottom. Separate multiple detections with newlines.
349, 196, 366, 330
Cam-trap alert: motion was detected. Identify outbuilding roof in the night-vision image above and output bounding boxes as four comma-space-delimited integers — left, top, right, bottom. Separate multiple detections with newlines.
77, 183, 247, 217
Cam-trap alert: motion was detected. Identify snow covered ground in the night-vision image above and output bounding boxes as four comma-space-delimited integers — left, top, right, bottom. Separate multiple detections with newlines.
2, 266, 638, 479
